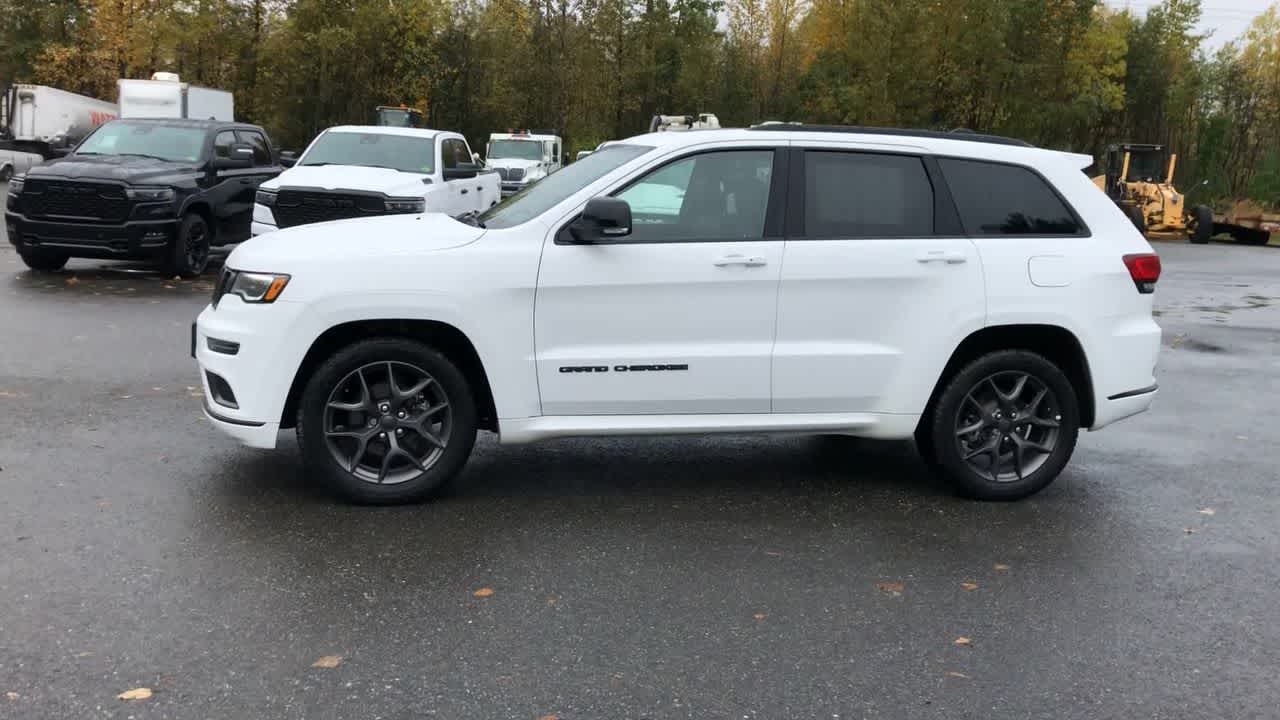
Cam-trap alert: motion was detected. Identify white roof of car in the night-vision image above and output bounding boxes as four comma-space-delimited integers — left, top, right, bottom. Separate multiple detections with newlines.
325, 125, 444, 139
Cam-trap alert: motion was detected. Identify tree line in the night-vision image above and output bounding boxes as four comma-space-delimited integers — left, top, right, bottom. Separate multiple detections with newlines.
2, 0, 1278, 207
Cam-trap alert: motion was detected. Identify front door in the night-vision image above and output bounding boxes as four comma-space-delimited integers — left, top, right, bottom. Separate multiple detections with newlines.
208, 129, 260, 242
771, 147, 987, 415
535, 147, 785, 415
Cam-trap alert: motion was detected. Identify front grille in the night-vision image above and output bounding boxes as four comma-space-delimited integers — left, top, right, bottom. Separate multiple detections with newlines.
273, 190, 387, 228
21, 180, 130, 222
495, 167, 525, 182
211, 267, 234, 308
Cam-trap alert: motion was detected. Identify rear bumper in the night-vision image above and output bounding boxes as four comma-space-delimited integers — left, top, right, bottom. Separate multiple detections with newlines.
5, 211, 176, 259
1089, 315, 1161, 430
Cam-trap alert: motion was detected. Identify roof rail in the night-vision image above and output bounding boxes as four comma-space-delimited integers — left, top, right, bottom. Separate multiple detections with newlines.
746, 123, 1034, 148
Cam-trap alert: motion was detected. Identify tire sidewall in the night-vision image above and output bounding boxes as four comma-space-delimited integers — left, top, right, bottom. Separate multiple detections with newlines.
171, 213, 210, 277
929, 351, 1080, 501
1190, 205, 1212, 244
18, 248, 68, 272
297, 338, 478, 504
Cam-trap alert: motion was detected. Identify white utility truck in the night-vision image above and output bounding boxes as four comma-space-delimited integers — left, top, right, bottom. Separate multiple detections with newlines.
1, 84, 118, 157
117, 73, 234, 121
251, 126, 498, 236
485, 130, 562, 196
649, 113, 721, 132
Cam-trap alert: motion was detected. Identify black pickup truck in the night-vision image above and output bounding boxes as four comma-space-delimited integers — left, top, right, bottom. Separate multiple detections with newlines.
4, 118, 281, 277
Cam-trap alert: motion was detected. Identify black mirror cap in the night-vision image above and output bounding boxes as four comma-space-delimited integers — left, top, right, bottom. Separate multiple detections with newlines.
570, 196, 632, 243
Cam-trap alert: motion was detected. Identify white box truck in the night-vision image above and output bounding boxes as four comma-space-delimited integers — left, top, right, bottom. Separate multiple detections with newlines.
1, 84, 118, 157
117, 73, 234, 121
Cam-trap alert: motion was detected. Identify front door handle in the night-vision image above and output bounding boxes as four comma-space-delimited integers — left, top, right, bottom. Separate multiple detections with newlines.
916, 250, 968, 264
460, 188, 469, 195
714, 255, 768, 267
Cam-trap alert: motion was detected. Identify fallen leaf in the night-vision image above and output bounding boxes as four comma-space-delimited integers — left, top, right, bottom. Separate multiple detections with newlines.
546, 595, 557, 606
945, 671, 969, 679
472, 587, 494, 598
151, 387, 164, 392
163, 284, 175, 290
1197, 508, 1216, 516
876, 581, 905, 594
5, 692, 18, 700
993, 563, 1011, 571
954, 636, 972, 646
960, 581, 979, 591
117, 395, 132, 400
311, 655, 342, 668
753, 612, 767, 620
65, 276, 80, 285
763, 550, 783, 557
117, 688, 152, 701
1236, 435, 1248, 440
537, 714, 559, 720
1183, 527, 1196, 535
96, 500, 110, 508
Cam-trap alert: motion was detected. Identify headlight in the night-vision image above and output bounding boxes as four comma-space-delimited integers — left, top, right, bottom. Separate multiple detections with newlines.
8, 175, 24, 195
255, 189, 277, 207
126, 186, 175, 202
385, 197, 425, 213
227, 271, 290, 303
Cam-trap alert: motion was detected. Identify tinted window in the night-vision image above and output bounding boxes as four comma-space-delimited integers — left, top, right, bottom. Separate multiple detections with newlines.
939, 158, 1082, 236
213, 130, 237, 159
804, 151, 933, 237
615, 150, 773, 242
237, 130, 272, 166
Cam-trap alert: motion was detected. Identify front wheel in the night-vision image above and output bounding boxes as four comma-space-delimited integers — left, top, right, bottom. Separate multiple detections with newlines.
925, 350, 1080, 501
1124, 205, 1147, 234
1189, 205, 1213, 244
166, 213, 211, 278
18, 248, 69, 272
297, 338, 478, 504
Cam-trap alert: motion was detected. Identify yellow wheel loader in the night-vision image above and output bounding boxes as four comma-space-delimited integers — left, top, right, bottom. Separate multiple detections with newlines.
1093, 143, 1213, 244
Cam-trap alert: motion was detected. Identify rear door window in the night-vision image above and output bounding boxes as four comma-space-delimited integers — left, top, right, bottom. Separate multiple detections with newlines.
803, 151, 934, 237
938, 158, 1084, 236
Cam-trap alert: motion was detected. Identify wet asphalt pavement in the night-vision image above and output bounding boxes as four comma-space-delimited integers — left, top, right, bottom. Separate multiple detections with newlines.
1, 182, 1278, 719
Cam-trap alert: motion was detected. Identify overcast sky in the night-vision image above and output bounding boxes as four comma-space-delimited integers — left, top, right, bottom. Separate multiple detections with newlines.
1103, 0, 1276, 49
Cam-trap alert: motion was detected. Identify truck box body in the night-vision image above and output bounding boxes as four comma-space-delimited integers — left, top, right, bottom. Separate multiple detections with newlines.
1, 84, 118, 155
117, 79, 234, 121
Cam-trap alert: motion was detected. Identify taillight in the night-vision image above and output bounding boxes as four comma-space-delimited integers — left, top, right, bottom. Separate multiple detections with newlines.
1123, 253, 1161, 294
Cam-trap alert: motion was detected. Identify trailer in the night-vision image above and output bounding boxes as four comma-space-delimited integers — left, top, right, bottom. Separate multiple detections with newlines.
1213, 202, 1278, 246
0, 84, 118, 158
118, 73, 233, 121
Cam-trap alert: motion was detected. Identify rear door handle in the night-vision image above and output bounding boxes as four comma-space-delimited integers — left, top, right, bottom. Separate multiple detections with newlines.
714, 255, 768, 267
916, 250, 968, 264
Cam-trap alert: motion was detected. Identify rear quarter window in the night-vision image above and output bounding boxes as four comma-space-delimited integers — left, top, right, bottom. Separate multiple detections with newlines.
938, 158, 1084, 236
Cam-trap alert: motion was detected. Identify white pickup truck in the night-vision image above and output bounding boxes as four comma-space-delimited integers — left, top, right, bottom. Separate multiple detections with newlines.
0, 145, 42, 181
252, 126, 498, 236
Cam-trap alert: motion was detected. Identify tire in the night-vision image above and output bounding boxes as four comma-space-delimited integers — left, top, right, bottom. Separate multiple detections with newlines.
0, 165, 12, 182
1238, 228, 1270, 246
1189, 205, 1213, 244
1124, 204, 1146, 234
166, 213, 211, 278
297, 337, 478, 504
17, 248, 69, 272
926, 350, 1080, 501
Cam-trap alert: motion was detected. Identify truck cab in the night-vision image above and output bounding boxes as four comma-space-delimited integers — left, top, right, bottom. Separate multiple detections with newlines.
252, 126, 498, 236
485, 131, 561, 196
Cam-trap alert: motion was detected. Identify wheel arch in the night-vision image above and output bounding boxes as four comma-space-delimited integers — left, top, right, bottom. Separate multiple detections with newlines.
919, 324, 1095, 431
180, 199, 217, 243
281, 319, 498, 432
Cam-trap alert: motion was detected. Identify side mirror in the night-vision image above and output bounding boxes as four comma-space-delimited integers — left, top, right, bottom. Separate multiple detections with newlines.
279, 150, 298, 168
569, 197, 632, 243
213, 143, 253, 169
443, 163, 479, 180
472, 152, 481, 165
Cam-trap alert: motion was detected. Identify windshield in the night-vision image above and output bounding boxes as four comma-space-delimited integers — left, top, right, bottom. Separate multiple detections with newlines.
488, 139, 544, 161
376, 109, 419, 128
299, 131, 434, 174
76, 121, 206, 163
478, 144, 652, 228
1125, 151, 1166, 182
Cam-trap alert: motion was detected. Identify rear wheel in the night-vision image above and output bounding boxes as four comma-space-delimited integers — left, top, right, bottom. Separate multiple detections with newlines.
926, 350, 1080, 501
1124, 205, 1147, 234
18, 248, 69, 272
1189, 205, 1213, 244
166, 213, 211, 278
1236, 228, 1271, 246
297, 338, 478, 504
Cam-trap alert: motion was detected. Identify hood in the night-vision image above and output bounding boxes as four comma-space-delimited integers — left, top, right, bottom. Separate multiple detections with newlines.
263, 165, 432, 197
486, 157, 542, 171
226, 212, 485, 272
28, 154, 198, 184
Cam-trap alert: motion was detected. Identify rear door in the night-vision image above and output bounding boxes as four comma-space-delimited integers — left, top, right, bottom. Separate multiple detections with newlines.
771, 146, 986, 415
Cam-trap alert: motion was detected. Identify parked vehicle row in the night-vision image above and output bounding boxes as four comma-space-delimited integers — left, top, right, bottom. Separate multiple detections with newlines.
193, 124, 1163, 505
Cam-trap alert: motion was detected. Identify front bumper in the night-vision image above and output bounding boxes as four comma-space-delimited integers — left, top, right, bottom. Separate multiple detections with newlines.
194, 297, 310, 448
5, 211, 176, 259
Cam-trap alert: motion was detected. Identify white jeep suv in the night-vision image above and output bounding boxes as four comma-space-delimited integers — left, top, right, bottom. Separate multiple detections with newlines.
194, 125, 1161, 504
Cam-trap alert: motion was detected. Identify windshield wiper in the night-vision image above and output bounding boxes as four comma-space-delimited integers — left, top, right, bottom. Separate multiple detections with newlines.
455, 210, 486, 228
117, 153, 173, 162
